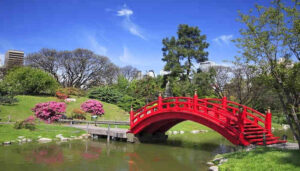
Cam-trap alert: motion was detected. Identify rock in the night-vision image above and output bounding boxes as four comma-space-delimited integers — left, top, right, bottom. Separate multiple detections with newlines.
282, 124, 290, 130
209, 166, 218, 171
21, 138, 27, 142
179, 131, 184, 134
207, 162, 214, 166
213, 157, 224, 162
60, 137, 69, 141
37, 136, 42, 138
65, 98, 76, 102
38, 138, 52, 143
56, 134, 63, 138
191, 130, 200, 134
3, 141, 11, 145
219, 158, 228, 164
173, 131, 178, 135
81, 134, 91, 138
18, 136, 24, 139
27, 139, 32, 142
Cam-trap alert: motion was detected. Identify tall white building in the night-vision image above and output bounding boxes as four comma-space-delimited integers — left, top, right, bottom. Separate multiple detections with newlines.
4, 50, 24, 68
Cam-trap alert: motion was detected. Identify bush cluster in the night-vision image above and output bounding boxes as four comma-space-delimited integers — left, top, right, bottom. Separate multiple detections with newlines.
55, 92, 69, 100
14, 116, 36, 131
1, 67, 59, 95
56, 87, 85, 97
80, 100, 104, 116
71, 108, 86, 120
88, 86, 122, 104
32, 101, 66, 122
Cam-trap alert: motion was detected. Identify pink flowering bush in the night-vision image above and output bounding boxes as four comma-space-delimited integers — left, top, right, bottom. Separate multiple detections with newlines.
32, 101, 66, 122
14, 115, 37, 131
80, 100, 104, 116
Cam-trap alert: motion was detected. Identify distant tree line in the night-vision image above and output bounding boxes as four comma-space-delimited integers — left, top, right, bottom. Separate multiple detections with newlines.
25, 48, 141, 88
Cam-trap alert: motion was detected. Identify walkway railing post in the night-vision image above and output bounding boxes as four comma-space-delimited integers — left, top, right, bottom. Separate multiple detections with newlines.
222, 96, 227, 110
238, 106, 246, 143
265, 107, 272, 133
193, 89, 198, 112
130, 106, 134, 127
158, 92, 162, 110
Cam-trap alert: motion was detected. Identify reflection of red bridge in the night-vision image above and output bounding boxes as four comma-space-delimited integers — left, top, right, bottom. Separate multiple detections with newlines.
129, 92, 286, 146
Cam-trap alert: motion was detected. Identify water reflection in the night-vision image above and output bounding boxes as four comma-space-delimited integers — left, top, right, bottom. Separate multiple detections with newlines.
25, 145, 64, 165
0, 137, 236, 171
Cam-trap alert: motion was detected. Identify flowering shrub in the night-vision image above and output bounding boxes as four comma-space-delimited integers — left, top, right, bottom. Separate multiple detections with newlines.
80, 100, 104, 116
32, 101, 66, 122
14, 116, 36, 131
71, 108, 86, 120
55, 92, 69, 100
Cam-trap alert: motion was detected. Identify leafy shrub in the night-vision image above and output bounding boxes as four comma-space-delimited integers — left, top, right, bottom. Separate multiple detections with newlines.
0, 95, 18, 105
32, 101, 66, 123
88, 86, 122, 104
117, 95, 145, 112
14, 116, 36, 131
2, 67, 59, 95
71, 108, 86, 120
55, 92, 69, 100
56, 87, 85, 97
81, 100, 105, 116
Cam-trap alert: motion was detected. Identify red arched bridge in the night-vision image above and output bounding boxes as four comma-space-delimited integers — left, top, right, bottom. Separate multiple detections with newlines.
129, 92, 286, 146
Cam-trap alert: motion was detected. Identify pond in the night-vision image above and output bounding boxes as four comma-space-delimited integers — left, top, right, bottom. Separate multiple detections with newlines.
0, 137, 236, 171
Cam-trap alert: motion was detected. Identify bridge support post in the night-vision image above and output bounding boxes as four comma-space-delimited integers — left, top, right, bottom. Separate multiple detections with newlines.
265, 107, 272, 133
193, 89, 198, 112
238, 107, 246, 144
222, 96, 227, 110
130, 106, 134, 127
158, 92, 162, 110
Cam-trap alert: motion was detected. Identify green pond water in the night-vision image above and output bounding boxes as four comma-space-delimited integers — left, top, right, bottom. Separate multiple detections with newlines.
0, 128, 291, 171
0, 137, 236, 171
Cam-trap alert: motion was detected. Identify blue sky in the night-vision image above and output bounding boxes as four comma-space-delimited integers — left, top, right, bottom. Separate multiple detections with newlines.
0, 0, 274, 73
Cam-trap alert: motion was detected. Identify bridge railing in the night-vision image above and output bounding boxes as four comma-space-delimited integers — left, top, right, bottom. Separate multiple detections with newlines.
130, 95, 272, 136
205, 97, 271, 132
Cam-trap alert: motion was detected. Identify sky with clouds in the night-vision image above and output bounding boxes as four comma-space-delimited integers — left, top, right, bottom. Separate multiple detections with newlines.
0, 0, 276, 73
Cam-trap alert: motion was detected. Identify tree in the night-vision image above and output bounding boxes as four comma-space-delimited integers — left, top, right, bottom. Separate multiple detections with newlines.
211, 65, 232, 98
162, 24, 209, 82
26, 48, 119, 88
234, 0, 300, 148
26, 48, 60, 82
2, 67, 59, 95
120, 65, 141, 81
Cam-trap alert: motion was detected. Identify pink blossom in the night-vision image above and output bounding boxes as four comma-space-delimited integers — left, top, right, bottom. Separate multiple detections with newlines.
80, 100, 104, 116
32, 101, 66, 122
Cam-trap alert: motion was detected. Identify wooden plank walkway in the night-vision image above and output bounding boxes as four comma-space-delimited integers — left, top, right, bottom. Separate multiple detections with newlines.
69, 124, 129, 139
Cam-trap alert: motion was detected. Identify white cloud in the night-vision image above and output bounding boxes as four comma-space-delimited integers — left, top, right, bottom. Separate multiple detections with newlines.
117, 8, 133, 17
116, 5, 146, 40
87, 35, 107, 55
213, 35, 233, 45
119, 46, 131, 63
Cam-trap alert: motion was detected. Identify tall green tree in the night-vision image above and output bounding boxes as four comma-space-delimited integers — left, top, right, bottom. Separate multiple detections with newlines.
234, 0, 300, 148
162, 24, 209, 82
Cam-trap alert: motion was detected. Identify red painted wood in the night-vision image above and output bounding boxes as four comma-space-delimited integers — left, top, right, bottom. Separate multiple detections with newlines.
129, 96, 285, 146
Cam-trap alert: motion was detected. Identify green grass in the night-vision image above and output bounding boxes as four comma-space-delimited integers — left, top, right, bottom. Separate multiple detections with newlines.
0, 123, 86, 143
219, 147, 300, 171
0, 95, 129, 122
0, 95, 129, 143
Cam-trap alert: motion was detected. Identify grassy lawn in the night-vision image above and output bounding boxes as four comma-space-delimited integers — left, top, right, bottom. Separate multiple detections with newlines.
0, 95, 129, 122
0, 123, 86, 143
219, 147, 300, 171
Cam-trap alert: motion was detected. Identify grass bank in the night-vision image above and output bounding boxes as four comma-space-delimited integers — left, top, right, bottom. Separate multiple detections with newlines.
0, 123, 86, 143
0, 95, 129, 122
218, 147, 300, 171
